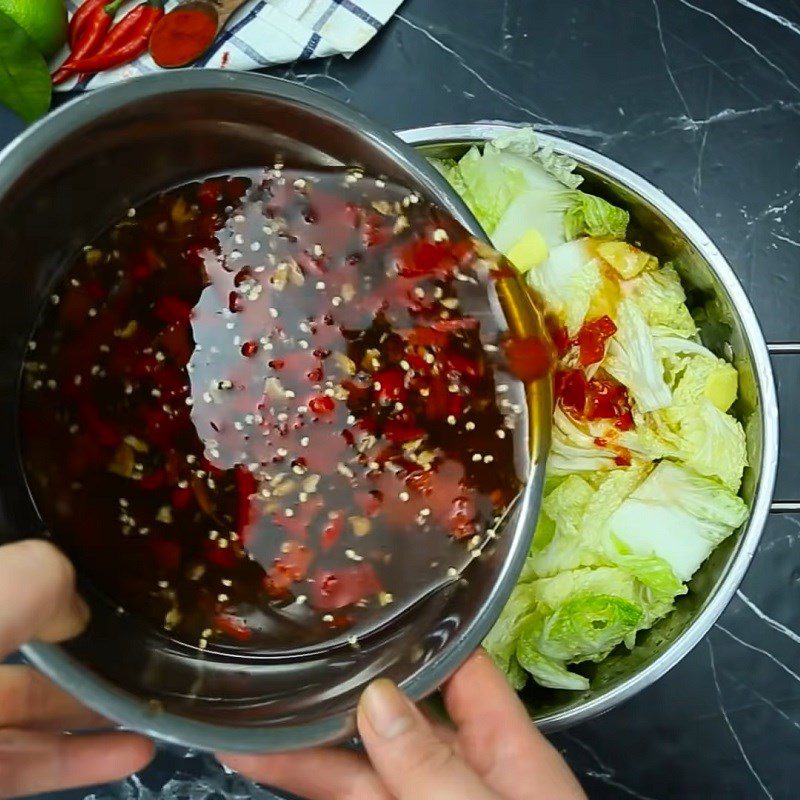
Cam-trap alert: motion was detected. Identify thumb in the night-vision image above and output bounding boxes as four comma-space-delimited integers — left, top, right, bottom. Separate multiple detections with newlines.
357, 679, 497, 800
0, 540, 89, 658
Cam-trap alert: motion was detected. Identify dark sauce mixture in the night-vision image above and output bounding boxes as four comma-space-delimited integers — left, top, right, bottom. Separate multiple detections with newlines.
21, 168, 536, 652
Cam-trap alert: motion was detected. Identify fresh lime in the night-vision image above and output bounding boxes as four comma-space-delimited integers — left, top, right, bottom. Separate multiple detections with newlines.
0, 0, 67, 59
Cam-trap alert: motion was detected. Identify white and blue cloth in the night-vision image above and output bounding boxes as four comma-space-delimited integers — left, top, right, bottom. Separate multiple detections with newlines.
56, 0, 404, 90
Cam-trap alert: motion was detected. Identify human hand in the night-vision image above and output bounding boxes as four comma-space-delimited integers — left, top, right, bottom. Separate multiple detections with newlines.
220, 649, 586, 800
0, 539, 154, 798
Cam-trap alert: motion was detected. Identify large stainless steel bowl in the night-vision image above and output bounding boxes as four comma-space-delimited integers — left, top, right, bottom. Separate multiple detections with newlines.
0, 77, 549, 752
399, 123, 780, 731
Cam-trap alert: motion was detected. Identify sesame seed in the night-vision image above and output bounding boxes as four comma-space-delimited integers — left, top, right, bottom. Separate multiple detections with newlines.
447, 567, 459, 577
337, 463, 355, 478
447, 415, 456, 425
496, 429, 506, 438
345, 549, 363, 562
472, 453, 482, 462
331, 296, 342, 306
433, 228, 449, 242
295, 594, 307, 605
285, 509, 294, 517
316, 280, 326, 290
399, 491, 410, 502
217, 593, 229, 602
483, 455, 494, 464
322, 614, 334, 622
465, 421, 476, 431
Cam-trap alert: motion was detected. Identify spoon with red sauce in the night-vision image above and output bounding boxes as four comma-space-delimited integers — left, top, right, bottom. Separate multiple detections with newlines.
149, 0, 247, 68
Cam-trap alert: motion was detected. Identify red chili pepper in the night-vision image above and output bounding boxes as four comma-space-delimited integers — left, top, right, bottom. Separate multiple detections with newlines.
68, 1, 165, 75
68, 0, 107, 47
53, 0, 126, 85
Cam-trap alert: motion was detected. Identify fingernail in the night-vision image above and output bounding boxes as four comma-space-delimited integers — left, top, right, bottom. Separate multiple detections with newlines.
361, 679, 414, 739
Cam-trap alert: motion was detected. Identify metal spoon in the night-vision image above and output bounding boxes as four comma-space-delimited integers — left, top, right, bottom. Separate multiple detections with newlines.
149, 0, 250, 69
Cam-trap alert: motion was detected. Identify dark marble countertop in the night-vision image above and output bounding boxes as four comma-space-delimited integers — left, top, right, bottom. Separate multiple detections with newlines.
2, 0, 798, 798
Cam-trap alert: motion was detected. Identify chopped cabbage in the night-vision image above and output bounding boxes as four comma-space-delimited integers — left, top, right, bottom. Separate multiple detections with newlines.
437, 127, 749, 692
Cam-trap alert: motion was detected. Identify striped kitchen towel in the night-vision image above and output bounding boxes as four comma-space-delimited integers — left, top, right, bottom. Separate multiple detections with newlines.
55, 0, 404, 90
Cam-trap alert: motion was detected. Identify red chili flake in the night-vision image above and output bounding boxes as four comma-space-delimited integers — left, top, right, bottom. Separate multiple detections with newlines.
556, 368, 634, 429
372, 368, 407, 404
430, 317, 479, 333
197, 180, 222, 210
268, 359, 285, 370
321, 512, 345, 551
355, 490, 383, 517
614, 453, 632, 467
399, 326, 449, 348
213, 614, 252, 642
398, 240, 456, 278
159, 322, 192, 364
306, 366, 324, 383
171, 486, 194, 510
309, 394, 336, 416
241, 341, 259, 358
502, 335, 552, 383
228, 291, 242, 314
203, 539, 238, 569
265, 540, 314, 596
383, 419, 425, 443
585, 379, 629, 421
577, 316, 617, 367
594, 437, 608, 448
154, 296, 193, 325
443, 351, 480, 380
424, 378, 449, 420
448, 495, 477, 540
309, 564, 383, 612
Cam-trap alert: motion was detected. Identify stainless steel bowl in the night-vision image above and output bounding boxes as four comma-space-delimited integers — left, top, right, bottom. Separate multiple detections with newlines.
0, 75, 550, 752
399, 122, 780, 731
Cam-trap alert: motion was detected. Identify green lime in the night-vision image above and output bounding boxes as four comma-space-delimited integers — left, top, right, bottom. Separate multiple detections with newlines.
0, 0, 67, 59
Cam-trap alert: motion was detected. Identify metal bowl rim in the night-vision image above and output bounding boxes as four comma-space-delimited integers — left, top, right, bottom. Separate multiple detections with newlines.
9, 78, 547, 752
397, 121, 779, 731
